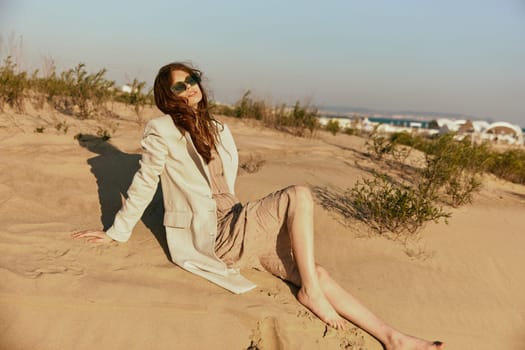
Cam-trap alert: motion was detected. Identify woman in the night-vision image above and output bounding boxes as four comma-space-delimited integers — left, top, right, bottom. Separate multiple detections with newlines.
73, 62, 444, 350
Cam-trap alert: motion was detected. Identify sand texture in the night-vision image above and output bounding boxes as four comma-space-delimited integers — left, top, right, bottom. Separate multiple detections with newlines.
1, 106, 524, 349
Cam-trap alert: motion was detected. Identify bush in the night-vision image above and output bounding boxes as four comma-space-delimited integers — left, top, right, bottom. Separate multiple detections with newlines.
319, 132, 493, 239
325, 119, 340, 135
365, 130, 394, 160
335, 175, 450, 237
487, 148, 525, 185
60, 63, 114, 119
390, 132, 420, 148
343, 127, 359, 136
30, 64, 68, 110
210, 101, 236, 117
274, 101, 319, 137
367, 131, 489, 207
0, 56, 28, 112
445, 173, 482, 207
418, 134, 489, 206
233, 90, 267, 120
226, 91, 320, 137
114, 78, 153, 122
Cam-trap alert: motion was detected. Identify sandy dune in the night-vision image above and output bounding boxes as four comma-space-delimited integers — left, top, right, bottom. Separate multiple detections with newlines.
1, 106, 524, 349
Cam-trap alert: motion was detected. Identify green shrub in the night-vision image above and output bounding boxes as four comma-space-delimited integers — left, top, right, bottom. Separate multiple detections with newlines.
27, 62, 115, 118
349, 176, 450, 236
390, 132, 418, 148
210, 101, 236, 117
227, 91, 320, 137
445, 173, 482, 207
487, 148, 525, 184
314, 173, 451, 240
30, 65, 68, 110
60, 63, 114, 119
290, 101, 319, 136
274, 101, 319, 137
366, 130, 394, 160
114, 78, 152, 122
0, 56, 28, 112
233, 90, 267, 120
368, 131, 490, 207
343, 126, 362, 136
328, 132, 492, 239
34, 127, 45, 133
325, 119, 340, 135
418, 134, 489, 206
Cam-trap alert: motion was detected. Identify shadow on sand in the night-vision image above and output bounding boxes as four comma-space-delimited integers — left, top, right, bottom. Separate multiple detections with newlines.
76, 134, 170, 259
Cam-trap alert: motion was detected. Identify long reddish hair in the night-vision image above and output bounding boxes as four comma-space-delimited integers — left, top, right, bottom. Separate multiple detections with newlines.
153, 62, 220, 163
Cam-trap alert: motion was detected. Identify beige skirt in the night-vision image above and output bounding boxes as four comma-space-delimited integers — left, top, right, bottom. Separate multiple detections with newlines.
214, 186, 301, 286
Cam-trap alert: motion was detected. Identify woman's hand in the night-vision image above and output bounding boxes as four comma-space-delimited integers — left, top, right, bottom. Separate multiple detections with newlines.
71, 229, 114, 243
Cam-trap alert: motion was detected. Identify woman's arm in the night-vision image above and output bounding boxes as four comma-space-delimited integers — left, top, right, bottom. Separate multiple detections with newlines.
73, 121, 169, 243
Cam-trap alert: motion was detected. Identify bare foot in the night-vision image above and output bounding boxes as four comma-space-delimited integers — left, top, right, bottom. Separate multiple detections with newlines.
297, 286, 345, 329
386, 332, 445, 350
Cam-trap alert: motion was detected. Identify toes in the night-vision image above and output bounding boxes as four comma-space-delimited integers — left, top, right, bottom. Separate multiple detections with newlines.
328, 317, 345, 330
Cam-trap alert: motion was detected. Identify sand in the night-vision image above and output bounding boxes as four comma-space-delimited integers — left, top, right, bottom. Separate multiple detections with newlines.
1, 104, 524, 350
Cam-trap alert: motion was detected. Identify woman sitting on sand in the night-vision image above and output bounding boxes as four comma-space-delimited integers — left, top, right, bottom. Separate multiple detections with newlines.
73, 62, 444, 350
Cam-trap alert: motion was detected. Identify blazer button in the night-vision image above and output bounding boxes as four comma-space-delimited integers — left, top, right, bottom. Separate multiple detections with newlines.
210, 232, 215, 236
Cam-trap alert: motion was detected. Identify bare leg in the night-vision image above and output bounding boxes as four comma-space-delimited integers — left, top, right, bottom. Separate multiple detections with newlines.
286, 186, 444, 349
315, 265, 444, 350
286, 186, 345, 329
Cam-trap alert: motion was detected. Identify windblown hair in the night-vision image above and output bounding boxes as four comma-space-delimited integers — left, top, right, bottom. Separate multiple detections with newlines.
153, 62, 220, 163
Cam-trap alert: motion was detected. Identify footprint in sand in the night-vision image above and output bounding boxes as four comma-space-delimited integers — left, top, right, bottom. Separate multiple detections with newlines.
296, 309, 316, 321
249, 317, 284, 350
13, 246, 84, 279
338, 327, 367, 350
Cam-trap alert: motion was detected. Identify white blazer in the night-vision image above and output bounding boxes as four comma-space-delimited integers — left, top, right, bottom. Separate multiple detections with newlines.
106, 115, 256, 294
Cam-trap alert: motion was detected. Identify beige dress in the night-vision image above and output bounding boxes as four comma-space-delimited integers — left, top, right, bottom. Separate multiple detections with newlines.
210, 150, 300, 285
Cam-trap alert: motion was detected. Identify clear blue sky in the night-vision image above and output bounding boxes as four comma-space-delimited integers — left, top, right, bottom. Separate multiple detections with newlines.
1, 0, 524, 125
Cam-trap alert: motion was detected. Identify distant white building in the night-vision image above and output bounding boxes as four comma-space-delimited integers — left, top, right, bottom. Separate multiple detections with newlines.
318, 115, 523, 146
436, 118, 467, 133
436, 119, 523, 145
317, 116, 353, 129
481, 122, 524, 145
121, 84, 137, 94
472, 121, 491, 133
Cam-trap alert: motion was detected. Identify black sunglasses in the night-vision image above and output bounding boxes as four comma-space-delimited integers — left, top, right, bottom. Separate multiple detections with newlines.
170, 74, 201, 95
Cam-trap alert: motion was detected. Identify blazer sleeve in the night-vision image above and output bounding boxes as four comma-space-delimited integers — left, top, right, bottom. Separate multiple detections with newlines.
106, 121, 168, 242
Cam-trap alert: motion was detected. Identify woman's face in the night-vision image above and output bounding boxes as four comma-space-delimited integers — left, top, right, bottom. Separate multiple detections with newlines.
170, 69, 203, 108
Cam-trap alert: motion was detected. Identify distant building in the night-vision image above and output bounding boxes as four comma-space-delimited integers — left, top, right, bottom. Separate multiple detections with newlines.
481, 122, 524, 145
317, 114, 523, 146
317, 116, 353, 129
121, 84, 137, 94
435, 118, 466, 133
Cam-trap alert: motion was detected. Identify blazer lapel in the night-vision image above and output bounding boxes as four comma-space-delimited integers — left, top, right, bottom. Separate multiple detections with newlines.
184, 133, 212, 187
184, 126, 235, 193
